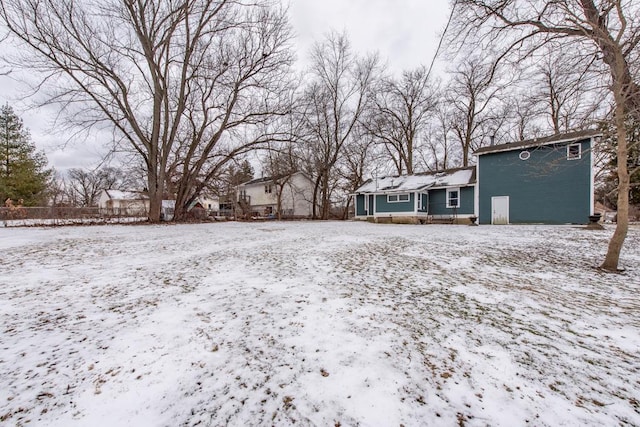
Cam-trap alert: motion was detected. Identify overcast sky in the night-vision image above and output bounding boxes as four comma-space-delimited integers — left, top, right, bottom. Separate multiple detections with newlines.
0, 1, 452, 173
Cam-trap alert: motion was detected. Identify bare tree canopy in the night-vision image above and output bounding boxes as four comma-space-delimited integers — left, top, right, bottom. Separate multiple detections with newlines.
446, 56, 505, 167
62, 167, 131, 207
365, 66, 437, 175
299, 31, 381, 219
0, 0, 294, 222
453, 0, 640, 270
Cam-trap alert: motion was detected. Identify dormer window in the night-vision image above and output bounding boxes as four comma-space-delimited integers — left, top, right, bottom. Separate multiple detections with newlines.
567, 143, 581, 160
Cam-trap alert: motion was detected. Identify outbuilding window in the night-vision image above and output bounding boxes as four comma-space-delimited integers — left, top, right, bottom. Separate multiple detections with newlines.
446, 188, 460, 208
567, 143, 581, 160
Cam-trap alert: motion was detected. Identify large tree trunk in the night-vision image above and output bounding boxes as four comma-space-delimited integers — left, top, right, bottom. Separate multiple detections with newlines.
321, 172, 331, 219
146, 167, 163, 223
601, 80, 630, 271
593, 22, 638, 271
312, 173, 322, 219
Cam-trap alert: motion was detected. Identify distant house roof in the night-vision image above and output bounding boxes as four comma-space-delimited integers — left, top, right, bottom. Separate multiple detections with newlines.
355, 167, 476, 194
103, 190, 149, 200
240, 176, 273, 186
239, 171, 310, 187
474, 129, 601, 156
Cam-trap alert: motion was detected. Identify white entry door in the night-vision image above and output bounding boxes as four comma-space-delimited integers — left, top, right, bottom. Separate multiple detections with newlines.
491, 196, 509, 225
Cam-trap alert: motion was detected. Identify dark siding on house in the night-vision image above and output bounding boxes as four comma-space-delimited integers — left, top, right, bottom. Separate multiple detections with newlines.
355, 194, 366, 216
478, 139, 592, 224
375, 193, 415, 213
460, 187, 475, 215
429, 186, 475, 215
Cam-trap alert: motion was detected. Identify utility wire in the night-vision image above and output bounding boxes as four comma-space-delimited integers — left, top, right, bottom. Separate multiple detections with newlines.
425, 0, 457, 82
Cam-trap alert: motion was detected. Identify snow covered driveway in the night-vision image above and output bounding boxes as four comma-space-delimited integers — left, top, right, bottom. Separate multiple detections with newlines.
1, 221, 639, 426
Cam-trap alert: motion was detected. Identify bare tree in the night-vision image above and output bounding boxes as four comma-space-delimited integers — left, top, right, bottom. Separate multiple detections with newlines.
63, 167, 129, 207
504, 93, 545, 141
0, 0, 293, 222
533, 46, 604, 134
421, 98, 458, 171
263, 141, 300, 219
446, 56, 505, 167
453, 0, 640, 271
338, 124, 378, 218
365, 66, 437, 174
0, 32, 11, 76
299, 31, 380, 219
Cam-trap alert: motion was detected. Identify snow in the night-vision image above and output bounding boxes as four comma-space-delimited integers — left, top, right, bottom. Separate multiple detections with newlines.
356, 168, 474, 193
1, 221, 639, 426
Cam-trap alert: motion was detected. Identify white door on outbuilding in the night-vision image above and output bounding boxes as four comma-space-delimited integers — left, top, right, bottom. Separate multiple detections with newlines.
491, 196, 509, 225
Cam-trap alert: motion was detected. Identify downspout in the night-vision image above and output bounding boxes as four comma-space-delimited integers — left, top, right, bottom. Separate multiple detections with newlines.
474, 158, 480, 223
589, 137, 595, 216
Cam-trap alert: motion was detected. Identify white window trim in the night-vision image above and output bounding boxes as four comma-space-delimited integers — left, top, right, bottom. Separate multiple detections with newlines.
446, 188, 460, 208
420, 193, 429, 212
387, 193, 410, 203
567, 143, 581, 160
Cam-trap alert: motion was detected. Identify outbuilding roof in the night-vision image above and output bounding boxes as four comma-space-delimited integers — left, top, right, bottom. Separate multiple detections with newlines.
474, 129, 601, 156
355, 167, 476, 194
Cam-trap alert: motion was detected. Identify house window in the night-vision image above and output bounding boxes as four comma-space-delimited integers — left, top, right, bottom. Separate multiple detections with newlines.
567, 143, 581, 160
387, 193, 409, 203
446, 188, 460, 208
265, 185, 272, 193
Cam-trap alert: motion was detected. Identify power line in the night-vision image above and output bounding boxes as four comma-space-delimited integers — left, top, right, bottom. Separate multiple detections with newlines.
426, 0, 457, 82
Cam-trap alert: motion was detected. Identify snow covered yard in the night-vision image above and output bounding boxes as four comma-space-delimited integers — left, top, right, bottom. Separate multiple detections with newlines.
0, 221, 639, 427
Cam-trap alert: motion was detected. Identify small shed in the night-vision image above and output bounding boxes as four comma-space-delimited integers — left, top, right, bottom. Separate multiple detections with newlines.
98, 190, 149, 216
161, 200, 176, 221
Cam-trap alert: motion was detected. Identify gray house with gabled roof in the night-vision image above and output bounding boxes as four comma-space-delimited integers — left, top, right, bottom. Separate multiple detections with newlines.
474, 129, 600, 224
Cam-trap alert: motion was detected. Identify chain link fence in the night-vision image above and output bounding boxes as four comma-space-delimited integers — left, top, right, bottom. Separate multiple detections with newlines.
0, 207, 147, 227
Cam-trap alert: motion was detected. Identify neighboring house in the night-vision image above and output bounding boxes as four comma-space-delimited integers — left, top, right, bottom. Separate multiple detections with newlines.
98, 190, 149, 216
193, 195, 220, 214
474, 129, 600, 224
237, 172, 314, 218
352, 167, 476, 224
